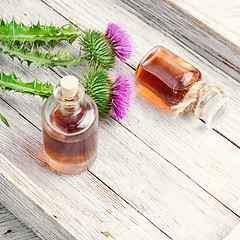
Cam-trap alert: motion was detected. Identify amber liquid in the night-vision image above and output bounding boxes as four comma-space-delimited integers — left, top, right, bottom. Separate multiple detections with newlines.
136, 46, 201, 107
43, 104, 98, 167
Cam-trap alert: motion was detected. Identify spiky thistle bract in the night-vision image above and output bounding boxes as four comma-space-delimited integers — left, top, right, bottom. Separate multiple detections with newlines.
81, 66, 113, 118
79, 23, 133, 70
79, 29, 116, 70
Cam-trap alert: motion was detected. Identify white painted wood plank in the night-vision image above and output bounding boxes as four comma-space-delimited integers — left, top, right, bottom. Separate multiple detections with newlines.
0, 56, 238, 240
0, 0, 240, 239
171, 0, 240, 46
120, 0, 240, 81
0, 203, 40, 240
0, 115, 170, 240
0, 86, 239, 240
224, 222, 240, 240
40, 0, 240, 213
43, 0, 240, 146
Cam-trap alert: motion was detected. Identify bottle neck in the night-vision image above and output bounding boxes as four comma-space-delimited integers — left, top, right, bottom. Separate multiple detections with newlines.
59, 100, 81, 115
194, 87, 230, 128
53, 81, 85, 115
172, 80, 229, 128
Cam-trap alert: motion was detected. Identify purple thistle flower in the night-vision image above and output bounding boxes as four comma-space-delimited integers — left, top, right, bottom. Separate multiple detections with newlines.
112, 72, 135, 121
106, 23, 133, 62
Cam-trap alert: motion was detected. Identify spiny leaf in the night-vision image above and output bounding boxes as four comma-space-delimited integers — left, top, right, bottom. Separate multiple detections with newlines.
0, 41, 84, 68
0, 113, 10, 128
0, 17, 80, 47
0, 68, 113, 119
81, 66, 113, 118
0, 69, 53, 99
79, 29, 116, 70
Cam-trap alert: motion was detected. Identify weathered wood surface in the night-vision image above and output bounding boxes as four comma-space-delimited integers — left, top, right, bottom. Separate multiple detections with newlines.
0, 203, 40, 240
120, 0, 240, 81
224, 222, 240, 240
0, 0, 240, 239
170, 0, 240, 45
46, 0, 240, 210
44, 0, 240, 146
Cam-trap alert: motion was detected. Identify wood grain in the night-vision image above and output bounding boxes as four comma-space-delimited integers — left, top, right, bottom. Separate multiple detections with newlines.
42, 0, 240, 213
120, 0, 240, 81
0, 0, 240, 239
0, 203, 40, 240
224, 222, 240, 240
170, 0, 240, 45
0, 114, 170, 240
43, 0, 240, 146
0, 83, 239, 240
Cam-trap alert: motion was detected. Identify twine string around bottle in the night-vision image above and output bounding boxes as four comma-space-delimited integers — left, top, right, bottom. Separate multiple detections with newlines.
172, 81, 227, 118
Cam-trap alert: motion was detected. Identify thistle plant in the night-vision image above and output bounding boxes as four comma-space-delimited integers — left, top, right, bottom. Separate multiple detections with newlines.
111, 72, 135, 121
0, 17, 80, 47
0, 19, 133, 70
0, 18, 84, 69
0, 70, 54, 128
79, 23, 133, 70
0, 70, 54, 99
81, 66, 113, 118
0, 67, 135, 127
0, 42, 83, 68
0, 17, 135, 127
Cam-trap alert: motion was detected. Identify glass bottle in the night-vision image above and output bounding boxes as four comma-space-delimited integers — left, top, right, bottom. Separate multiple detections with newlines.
42, 75, 98, 175
135, 46, 229, 128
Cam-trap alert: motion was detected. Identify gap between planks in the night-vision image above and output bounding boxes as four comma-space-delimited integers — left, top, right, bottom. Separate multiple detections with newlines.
0, 96, 173, 240
1, 0, 239, 219
0, 0, 240, 238
119, 0, 240, 82
0, 203, 40, 240
39, 0, 240, 150
1, 65, 239, 238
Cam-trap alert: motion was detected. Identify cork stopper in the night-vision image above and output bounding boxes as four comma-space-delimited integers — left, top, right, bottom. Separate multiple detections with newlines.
60, 75, 79, 98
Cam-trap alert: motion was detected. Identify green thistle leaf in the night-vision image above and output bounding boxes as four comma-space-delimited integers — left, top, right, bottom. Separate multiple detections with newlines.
79, 29, 115, 70
81, 66, 113, 118
0, 69, 53, 99
0, 113, 10, 128
0, 17, 80, 47
0, 41, 83, 68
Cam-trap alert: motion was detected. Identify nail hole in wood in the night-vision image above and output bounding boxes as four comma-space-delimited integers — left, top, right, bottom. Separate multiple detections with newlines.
3, 229, 12, 235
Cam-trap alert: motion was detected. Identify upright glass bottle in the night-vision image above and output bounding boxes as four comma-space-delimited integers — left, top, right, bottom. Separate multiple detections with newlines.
135, 46, 229, 128
42, 75, 98, 175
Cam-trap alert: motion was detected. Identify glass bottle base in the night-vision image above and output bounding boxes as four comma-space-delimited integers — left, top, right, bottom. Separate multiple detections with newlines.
43, 152, 97, 175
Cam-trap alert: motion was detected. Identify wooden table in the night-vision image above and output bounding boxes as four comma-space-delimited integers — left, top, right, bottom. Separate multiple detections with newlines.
1, 0, 240, 239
